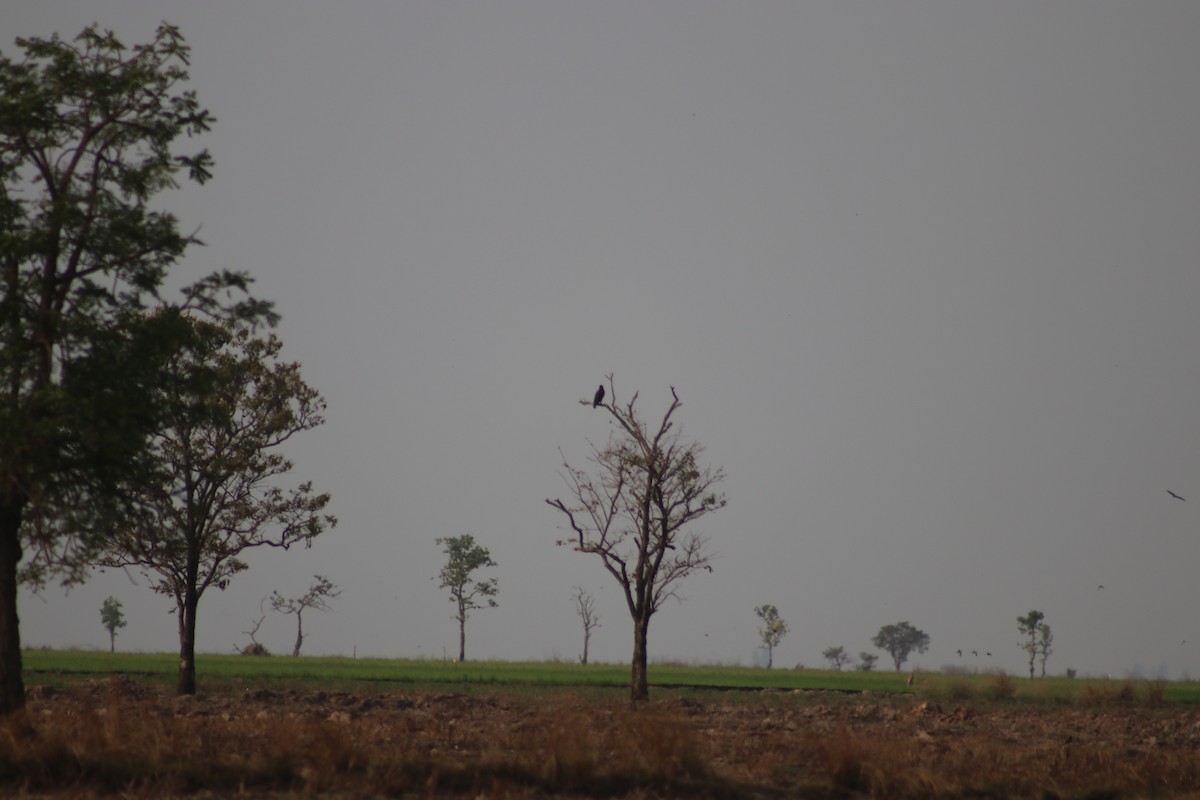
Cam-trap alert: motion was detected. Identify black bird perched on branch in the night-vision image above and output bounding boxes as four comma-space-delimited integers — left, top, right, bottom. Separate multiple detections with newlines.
593, 385, 605, 408
1168, 490, 1186, 501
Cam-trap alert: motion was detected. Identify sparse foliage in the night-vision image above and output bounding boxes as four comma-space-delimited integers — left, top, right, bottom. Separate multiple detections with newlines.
0, 23, 273, 714
99, 597, 126, 653
546, 377, 726, 702
97, 317, 334, 694
872, 621, 930, 671
857, 651, 879, 671
754, 604, 789, 668
271, 575, 340, 657
436, 534, 498, 663
572, 586, 601, 665
823, 645, 852, 671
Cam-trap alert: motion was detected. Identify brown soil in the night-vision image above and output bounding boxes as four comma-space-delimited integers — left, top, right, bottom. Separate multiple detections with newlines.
9, 677, 1200, 798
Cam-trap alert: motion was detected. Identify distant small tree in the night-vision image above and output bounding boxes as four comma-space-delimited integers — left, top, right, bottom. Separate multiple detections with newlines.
754, 604, 789, 668
823, 645, 852, 671
271, 575, 340, 657
240, 598, 270, 656
436, 535, 498, 662
99, 597, 126, 653
1038, 624, 1053, 677
872, 621, 930, 671
1017, 610, 1047, 679
572, 586, 601, 664
857, 651, 879, 672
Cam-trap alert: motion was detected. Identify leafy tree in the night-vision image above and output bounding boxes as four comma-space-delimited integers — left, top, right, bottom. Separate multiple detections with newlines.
0, 24, 272, 713
547, 378, 726, 703
754, 604, 789, 668
271, 574, 340, 657
97, 317, 334, 694
99, 596, 126, 653
823, 645, 852, 671
872, 621, 930, 671
436, 534, 498, 662
572, 586, 601, 665
1017, 610, 1051, 679
857, 651, 879, 672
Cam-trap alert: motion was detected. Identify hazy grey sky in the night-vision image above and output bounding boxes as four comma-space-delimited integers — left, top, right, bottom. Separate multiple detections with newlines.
6, 2, 1200, 678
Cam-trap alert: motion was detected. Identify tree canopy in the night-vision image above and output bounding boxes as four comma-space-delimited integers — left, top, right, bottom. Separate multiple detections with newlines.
97, 316, 333, 694
872, 621, 930, 671
755, 604, 789, 669
436, 534, 498, 663
0, 23, 272, 713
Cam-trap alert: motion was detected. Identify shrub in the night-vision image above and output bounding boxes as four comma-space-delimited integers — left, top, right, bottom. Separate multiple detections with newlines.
985, 672, 1016, 702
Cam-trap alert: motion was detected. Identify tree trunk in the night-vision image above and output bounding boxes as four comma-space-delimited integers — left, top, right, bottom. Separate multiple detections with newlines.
109, 631, 115, 653
630, 615, 650, 703
292, 612, 303, 657
177, 588, 199, 695
766, 643, 773, 669
0, 496, 26, 714
581, 629, 590, 665
458, 619, 466, 663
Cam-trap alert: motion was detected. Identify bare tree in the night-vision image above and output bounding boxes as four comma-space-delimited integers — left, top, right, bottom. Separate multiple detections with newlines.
547, 377, 726, 702
240, 598, 270, 656
572, 586, 601, 664
271, 575, 341, 657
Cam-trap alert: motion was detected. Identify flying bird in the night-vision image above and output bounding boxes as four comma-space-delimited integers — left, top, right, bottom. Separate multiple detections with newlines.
1098, 584, 1105, 590
956, 649, 962, 657
972, 650, 978, 657
1168, 490, 1186, 501
593, 385, 605, 407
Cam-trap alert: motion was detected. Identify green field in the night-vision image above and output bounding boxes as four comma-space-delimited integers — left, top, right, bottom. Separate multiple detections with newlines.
22, 649, 1200, 703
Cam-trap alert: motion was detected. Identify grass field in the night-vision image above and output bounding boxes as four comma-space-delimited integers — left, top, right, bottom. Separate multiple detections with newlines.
22, 648, 1200, 703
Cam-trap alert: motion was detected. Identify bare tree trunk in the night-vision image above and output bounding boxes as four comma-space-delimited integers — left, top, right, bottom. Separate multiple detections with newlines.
177, 588, 199, 695
458, 618, 466, 663
630, 616, 650, 703
0, 497, 26, 714
581, 629, 590, 665
766, 643, 774, 669
292, 611, 304, 657
109, 631, 115, 653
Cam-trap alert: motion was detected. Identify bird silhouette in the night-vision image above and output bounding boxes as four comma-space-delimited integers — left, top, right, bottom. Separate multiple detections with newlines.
956, 649, 962, 657
972, 650, 978, 657
1098, 584, 1105, 590
1168, 490, 1186, 501
593, 385, 605, 408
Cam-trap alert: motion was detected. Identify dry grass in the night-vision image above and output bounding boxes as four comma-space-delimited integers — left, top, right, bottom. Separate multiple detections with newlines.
5, 676, 1200, 798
